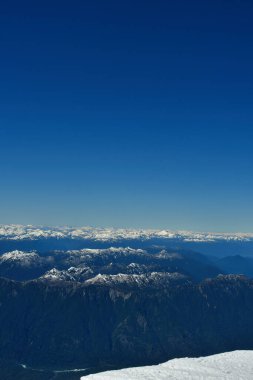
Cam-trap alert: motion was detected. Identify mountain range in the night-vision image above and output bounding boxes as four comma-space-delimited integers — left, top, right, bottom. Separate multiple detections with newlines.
0, 225, 253, 379
1, 225, 253, 259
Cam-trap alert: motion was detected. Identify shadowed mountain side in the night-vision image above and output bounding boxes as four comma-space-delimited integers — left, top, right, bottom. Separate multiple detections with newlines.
216, 255, 253, 278
0, 274, 252, 375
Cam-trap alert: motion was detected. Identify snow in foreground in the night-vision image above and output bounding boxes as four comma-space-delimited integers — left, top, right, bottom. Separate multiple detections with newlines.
82, 351, 253, 380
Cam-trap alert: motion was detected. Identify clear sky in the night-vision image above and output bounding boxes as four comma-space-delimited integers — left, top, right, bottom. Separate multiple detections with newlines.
0, 0, 253, 231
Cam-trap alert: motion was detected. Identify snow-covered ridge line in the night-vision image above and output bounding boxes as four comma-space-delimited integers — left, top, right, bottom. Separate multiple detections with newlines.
84, 272, 187, 286
0, 250, 41, 266
0, 224, 252, 242
82, 350, 253, 380
39, 269, 187, 285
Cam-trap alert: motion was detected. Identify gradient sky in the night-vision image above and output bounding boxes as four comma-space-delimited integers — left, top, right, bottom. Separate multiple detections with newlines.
1, 0, 253, 231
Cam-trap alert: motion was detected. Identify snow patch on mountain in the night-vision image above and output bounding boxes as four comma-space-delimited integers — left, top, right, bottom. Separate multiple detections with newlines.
82, 350, 253, 380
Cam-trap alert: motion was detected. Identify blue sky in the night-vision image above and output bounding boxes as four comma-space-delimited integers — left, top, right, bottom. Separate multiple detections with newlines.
1, 0, 253, 231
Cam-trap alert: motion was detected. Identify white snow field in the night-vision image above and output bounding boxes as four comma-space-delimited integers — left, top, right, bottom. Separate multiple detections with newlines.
81, 351, 253, 380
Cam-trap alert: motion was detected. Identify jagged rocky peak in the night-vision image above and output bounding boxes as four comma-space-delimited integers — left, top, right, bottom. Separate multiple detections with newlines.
125, 262, 150, 274
40, 266, 94, 282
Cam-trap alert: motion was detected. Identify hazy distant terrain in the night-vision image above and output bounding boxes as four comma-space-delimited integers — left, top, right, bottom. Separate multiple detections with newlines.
1, 225, 253, 258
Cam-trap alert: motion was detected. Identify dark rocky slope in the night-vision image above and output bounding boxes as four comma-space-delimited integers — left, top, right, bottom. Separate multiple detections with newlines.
0, 274, 253, 375
216, 255, 253, 278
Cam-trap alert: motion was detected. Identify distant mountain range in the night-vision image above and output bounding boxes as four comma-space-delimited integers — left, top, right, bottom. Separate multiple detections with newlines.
0, 224, 252, 242
1, 225, 253, 259
0, 246, 222, 282
1, 246, 253, 283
